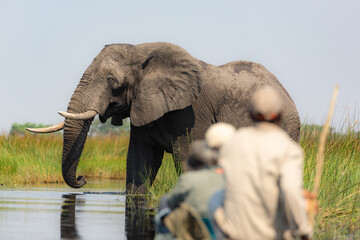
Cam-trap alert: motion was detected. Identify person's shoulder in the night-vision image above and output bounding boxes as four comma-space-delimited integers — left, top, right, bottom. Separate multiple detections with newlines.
175, 171, 200, 188
179, 171, 196, 179
183, 167, 223, 180
233, 126, 256, 137
267, 123, 295, 140
273, 127, 303, 155
204, 165, 225, 176
180, 169, 206, 180
277, 127, 302, 148
276, 126, 293, 139
260, 123, 301, 147
220, 126, 255, 151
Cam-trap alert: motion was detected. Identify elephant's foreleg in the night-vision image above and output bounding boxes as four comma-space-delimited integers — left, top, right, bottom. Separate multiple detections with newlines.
126, 129, 164, 194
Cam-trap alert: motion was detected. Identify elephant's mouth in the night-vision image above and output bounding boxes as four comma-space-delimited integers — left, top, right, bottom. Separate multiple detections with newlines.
99, 103, 129, 126
99, 113, 111, 124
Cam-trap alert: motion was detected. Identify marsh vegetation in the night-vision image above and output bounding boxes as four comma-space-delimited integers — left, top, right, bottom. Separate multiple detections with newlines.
0, 122, 359, 238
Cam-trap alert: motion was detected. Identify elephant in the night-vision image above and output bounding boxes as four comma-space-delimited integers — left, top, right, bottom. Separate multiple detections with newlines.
28, 42, 300, 193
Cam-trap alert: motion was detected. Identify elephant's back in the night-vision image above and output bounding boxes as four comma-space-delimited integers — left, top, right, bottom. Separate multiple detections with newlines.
203, 61, 300, 141
219, 60, 293, 101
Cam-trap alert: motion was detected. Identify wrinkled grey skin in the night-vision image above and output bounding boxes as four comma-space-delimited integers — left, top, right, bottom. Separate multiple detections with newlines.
62, 42, 300, 193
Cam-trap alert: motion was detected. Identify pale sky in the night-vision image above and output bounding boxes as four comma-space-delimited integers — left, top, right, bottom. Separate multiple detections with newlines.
1, 0, 359, 133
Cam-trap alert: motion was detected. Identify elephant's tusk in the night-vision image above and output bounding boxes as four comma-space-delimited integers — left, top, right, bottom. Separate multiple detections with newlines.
26, 122, 65, 133
58, 110, 98, 120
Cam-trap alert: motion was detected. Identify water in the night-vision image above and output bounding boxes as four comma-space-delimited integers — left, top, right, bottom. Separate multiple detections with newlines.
0, 179, 155, 240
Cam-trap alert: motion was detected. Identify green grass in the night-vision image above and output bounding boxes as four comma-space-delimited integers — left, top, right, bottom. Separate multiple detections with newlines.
0, 133, 63, 184
301, 124, 360, 238
148, 153, 178, 203
0, 123, 359, 238
0, 133, 129, 185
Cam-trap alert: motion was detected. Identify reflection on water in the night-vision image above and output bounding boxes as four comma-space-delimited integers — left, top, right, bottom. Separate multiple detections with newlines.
0, 180, 155, 240
125, 196, 155, 239
61, 194, 81, 239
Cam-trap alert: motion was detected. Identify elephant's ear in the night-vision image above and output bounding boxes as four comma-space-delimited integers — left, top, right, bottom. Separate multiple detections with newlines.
131, 45, 202, 127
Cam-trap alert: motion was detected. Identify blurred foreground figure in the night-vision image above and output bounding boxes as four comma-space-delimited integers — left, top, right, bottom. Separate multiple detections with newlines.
155, 123, 235, 240
210, 86, 312, 240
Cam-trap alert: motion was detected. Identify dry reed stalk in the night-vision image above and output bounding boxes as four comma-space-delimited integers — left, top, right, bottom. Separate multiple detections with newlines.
308, 84, 339, 226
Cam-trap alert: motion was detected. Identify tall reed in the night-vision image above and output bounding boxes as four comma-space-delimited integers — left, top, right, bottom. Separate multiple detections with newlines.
301, 124, 360, 238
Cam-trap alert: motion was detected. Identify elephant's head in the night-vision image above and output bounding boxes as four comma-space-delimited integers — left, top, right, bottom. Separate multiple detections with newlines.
30, 42, 202, 188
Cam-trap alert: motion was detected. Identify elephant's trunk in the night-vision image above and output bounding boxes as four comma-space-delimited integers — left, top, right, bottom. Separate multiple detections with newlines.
62, 80, 94, 188
62, 118, 91, 188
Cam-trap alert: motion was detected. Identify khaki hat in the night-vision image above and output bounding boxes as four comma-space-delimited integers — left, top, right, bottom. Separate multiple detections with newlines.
249, 86, 282, 121
205, 123, 236, 149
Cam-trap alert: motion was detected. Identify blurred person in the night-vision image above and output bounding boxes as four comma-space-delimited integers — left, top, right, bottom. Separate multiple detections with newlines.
155, 123, 235, 240
210, 86, 313, 240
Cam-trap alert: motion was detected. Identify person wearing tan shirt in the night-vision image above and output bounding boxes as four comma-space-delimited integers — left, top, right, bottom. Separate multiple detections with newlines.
211, 86, 312, 240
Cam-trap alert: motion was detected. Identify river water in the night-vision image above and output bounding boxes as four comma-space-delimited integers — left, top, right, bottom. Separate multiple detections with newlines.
0, 179, 156, 240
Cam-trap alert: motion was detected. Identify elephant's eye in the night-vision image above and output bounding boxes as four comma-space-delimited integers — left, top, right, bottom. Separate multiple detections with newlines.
112, 84, 128, 97
107, 77, 118, 85
107, 76, 128, 96
107, 77, 122, 90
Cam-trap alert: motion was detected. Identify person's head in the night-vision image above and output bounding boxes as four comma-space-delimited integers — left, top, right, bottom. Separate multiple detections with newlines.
249, 86, 282, 125
205, 122, 236, 151
187, 123, 236, 170
187, 140, 216, 170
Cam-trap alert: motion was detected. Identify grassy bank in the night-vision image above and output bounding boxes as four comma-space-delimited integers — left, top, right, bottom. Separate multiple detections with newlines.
0, 124, 359, 237
0, 133, 130, 185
